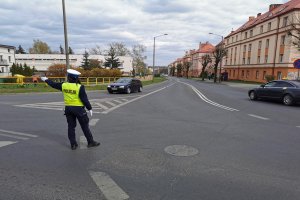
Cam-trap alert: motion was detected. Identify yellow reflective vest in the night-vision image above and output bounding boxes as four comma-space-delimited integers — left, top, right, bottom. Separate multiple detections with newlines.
62, 83, 84, 106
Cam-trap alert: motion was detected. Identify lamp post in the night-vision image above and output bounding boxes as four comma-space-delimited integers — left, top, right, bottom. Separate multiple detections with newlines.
62, 0, 70, 70
153, 34, 168, 81
209, 32, 224, 82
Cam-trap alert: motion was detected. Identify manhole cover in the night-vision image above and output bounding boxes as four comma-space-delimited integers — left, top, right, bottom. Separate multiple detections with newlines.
164, 145, 199, 157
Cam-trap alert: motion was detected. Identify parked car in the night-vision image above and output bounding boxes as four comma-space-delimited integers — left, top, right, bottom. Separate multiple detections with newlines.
248, 80, 300, 106
107, 78, 143, 94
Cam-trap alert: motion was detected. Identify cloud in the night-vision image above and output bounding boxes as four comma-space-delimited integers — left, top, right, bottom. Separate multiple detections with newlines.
0, 0, 288, 66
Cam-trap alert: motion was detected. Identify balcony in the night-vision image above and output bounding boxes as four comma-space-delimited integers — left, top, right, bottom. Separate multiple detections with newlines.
0, 59, 8, 66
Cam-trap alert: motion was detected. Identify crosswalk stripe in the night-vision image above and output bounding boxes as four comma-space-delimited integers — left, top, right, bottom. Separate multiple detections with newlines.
105, 101, 117, 106
0, 133, 28, 140
121, 99, 128, 102
80, 136, 87, 149
0, 129, 38, 138
0, 141, 18, 148
113, 99, 123, 104
95, 102, 109, 110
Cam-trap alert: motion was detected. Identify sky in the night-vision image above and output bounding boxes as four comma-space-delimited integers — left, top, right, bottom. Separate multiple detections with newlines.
1, 0, 287, 66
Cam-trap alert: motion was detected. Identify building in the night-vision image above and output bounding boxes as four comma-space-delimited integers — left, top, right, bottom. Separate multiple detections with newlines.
0, 44, 16, 77
15, 54, 133, 76
224, 0, 300, 82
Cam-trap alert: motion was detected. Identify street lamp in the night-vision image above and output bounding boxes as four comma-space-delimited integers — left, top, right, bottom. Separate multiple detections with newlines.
209, 32, 224, 83
62, 0, 70, 70
153, 34, 168, 81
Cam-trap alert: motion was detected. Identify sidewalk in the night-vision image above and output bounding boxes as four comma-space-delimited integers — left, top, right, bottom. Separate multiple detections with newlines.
193, 78, 261, 89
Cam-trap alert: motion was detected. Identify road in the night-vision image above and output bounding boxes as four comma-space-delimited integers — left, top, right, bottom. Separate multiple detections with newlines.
0, 77, 300, 200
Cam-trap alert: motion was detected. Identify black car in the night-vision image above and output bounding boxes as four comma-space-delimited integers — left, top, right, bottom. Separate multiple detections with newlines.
248, 80, 300, 106
107, 78, 143, 94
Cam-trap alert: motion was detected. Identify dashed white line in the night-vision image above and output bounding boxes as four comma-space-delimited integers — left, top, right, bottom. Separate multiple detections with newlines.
248, 114, 269, 120
89, 171, 129, 200
89, 119, 99, 126
95, 102, 109, 110
0, 133, 28, 140
0, 129, 38, 138
113, 99, 123, 104
0, 141, 17, 148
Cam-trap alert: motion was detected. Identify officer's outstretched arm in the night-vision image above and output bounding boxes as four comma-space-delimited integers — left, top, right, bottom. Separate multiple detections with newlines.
40, 76, 63, 91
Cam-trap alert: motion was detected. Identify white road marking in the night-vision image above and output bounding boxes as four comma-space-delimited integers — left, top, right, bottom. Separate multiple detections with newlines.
0, 129, 38, 138
0, 133, 28, 140
0, 141, 17, 148
89, 119, 99, 126
95, 102, 109, 110
121, 99, 128, 102
113, 99, 123, 104
296, 126, 300, 128
102, 83, 175, 114
248, 114, 269, 120
80, 136, 87, 149
89, 171, 129, 200
179, 81, 239, 111
105, 101, 117, 106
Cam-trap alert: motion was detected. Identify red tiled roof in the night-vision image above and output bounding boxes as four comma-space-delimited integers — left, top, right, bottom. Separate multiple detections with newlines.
195, 42, 215, 54
226, 0, 300, 38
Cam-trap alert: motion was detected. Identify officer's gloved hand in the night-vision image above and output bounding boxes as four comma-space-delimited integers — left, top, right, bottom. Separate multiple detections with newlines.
41, 76, 48, 81
89, 110, 93, 117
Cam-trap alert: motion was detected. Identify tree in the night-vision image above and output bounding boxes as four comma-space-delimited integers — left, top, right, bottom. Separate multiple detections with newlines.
212, 44, 227, 83
176, 63, 183, 77
131, 44, 147, 76
108, 42, 130, 56
201, 54, 212, 81
10, 63, 35, 76
89, 45, 102, 55
29, 39, 51, 54
104, 46, 121, 69
47, 64, 67, 77
69, 47, 74, 54
90, 59, 103, 69
16, 45, 26, 54
183, 61, 191, 79
59, 45, 64, 54
81, 50, 91, 70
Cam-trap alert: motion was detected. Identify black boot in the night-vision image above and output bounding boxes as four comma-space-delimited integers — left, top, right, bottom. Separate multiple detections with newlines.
71, 144, 78, 150
87, 141, 100, 148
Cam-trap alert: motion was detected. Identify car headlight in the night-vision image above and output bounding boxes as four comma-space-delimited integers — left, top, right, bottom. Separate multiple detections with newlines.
119, 86, 124, 88
107, 85, 111, 88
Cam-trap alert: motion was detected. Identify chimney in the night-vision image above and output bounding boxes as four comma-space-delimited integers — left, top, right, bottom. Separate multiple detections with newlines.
249, 16, 255, 21
269, 4, 282, 11
257, 13, 261, 17
199, 42, 202, 49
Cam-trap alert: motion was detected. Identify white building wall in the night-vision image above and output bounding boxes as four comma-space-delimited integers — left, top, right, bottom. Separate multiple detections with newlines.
0, 45, 15, 76
15, 54, 133, 75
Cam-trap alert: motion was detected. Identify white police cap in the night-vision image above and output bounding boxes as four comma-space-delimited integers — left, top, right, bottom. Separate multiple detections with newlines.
67, 69, 81, 76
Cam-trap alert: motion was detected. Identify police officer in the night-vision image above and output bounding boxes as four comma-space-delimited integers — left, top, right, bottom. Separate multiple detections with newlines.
41, 69, 100, 150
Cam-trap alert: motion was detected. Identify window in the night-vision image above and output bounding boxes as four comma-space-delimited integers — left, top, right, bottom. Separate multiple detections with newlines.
243, 45, 247, 52
257, 56, 260, 64
275, 81, 294, 87
248, 44, 252, 51
0, 55, 2, 61
250, 30, 253, 37
268, 22, 271, 31
236, 35, 238, 41
258, 41, 262, 49
283, 16, 288, 27
8, 56, 11, 62
266, 39, 269, 48
279, 54, 284, 63
242, 70, 244, 77
247, 57, 250, 64
242, 58, 245, 64
244, 32, 248, 39
260, 25, 263, 33
263, 71, 266, 80
246, 70, 249, 78
1, 67, 4, 73
280, 35, 286, 45
8, 49, 10, 53
233, 70, 235, 77
256, 70, 259, 79
277, 72, 282, 80
265, 55, 268, 63
232, 37, 234, 43
265, 81, 277, 87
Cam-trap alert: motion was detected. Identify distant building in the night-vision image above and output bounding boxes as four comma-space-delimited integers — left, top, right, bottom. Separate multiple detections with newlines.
224, 0, 300, 82
15, 54, 133, 76
0, 44, 16, 76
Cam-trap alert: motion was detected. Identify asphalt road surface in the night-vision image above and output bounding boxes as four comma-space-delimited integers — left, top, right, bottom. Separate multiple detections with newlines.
1, 77, 300, 200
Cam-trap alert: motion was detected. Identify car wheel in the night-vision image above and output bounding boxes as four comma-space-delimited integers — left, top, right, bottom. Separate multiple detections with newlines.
283, 94, 294, 106
138, 86, 143, 92
249, 91, 257, 100
126, 87, 131, 94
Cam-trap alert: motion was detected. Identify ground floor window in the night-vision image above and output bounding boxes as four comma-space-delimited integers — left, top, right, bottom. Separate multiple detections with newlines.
233, 70, 235, 77
241, 70, 244, 77
246, 70, 249, 78
256, 70, 259, 79
263, 71, 266, 80
277, 71, 282, 80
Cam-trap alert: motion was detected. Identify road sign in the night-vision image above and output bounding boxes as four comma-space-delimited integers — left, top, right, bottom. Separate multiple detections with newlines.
293, 59, 300, 69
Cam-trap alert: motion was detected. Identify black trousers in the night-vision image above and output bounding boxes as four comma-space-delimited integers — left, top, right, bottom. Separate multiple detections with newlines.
65, 106, 94, 145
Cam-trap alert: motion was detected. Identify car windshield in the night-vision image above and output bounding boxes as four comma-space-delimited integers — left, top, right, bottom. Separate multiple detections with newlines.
116, 78, 131, 83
